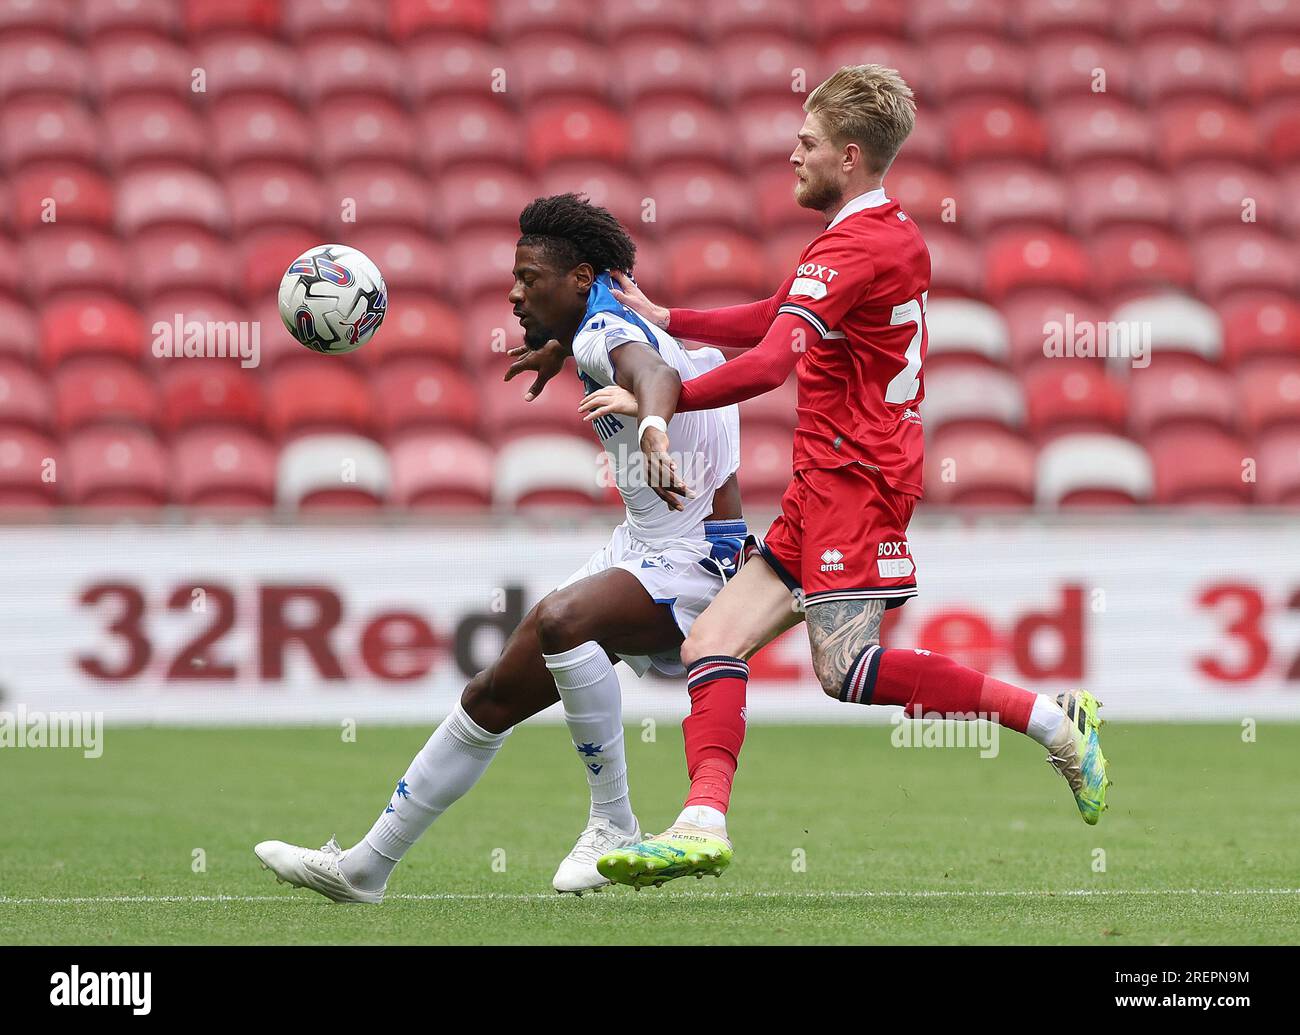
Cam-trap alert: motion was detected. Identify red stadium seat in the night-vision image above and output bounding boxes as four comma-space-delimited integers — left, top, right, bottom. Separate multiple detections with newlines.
734, 96, 808, 168
1036, 433, 1155, 507
25, 229, 129, 300
1157, 100, 1261, 166
717, 37, 819, 103
299, 39, 403, 104
1067, 163, 1176, 235
810, 0, 907, 40
389, 430, 495, 508
1045, 97, 1153, 166
737, 423, 795, 507
65, 426, 167, 507
883, 161, 957, 230
0, 98, 102, 170
1137, 38, 1242, 104
924, 229, 985, 299
52, 359, 158, 434
1255, 429, 1300, 504
1123, 0, 1218, 40
1020, 0, 1114, 38
666, 230, 769, 302
929, 36, 1029, 102
325, 165, 433, 231
1022, 362, 1128, 440
758, 225, 814, 290
1088, 228, 1194, 303
39, 296, 144, 369
103, 95, 206, 169
0, 358, 52, 433
1002, 290, 1105, 369
9, 165, 114, 234
196, 37, 299, 102
277, 433, 390, 511
82, 0, 181, 37
1192, 228, 1300, 301
1239, 358, 1300, 435
236, 229, 324, 303
1148, 427, 1253, 505
615, 36, 717, 106
0, 0, 72, 35
479, 372, 586, 446
526, 100, 629, 169
171, 428, 275, 508
116, 169, 229, 236
367, 294, 465, 369
509, 35, 613, 105
418, 99, 525, 174
371, 360, 480, 438
1175, 162, 1282, 233
1219, 292, 1300, 366
1242, 38, 1300, 105
925, 427, 1036, 506
159, 364, 264, 435
185, 0, 279, 34
431, 166, 535, 237
628, 99, 737, 171
1282, 169, 1300, 239
0, 37, 86, 103
266, 365, 374, 439
820, 36, 929, 103
282, 0, 387, 40
227, 166, 326, 235
1223, 0, 1300, 41
1031, 36, 1138, 103
314, 98, 418, 171
646, 166, 754, 236
984, 230, 1091, 302
131, 229, 236, 301
1127, 357, 1239, 437
957, 164, 1067, 236
539, 162, 648, 234
494, 434, 606, 509
0, 427, 61, 507
0, 299, 39, 367
1260, 96, 1300, 164
945, 99, 1046, 164
391, 0, 493, 40
211, 96, 314, 170
921, 361, 1026, 434
90, 35, 194, 102
601, 0, 696, 41
496, 0, 595, 39
705, 0, 805, 38
404, 36, 505, 103
447, 229, 519, 304
462, 299, 524, 372
910, 0, 1010, 39
737, 375, 797, 432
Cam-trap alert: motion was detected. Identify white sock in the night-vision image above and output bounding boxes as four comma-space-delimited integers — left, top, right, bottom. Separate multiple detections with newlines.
340, 702, 510, 891
544, 640, 636, 834
1026, 693, 1070, 748
676, 803, 727, 835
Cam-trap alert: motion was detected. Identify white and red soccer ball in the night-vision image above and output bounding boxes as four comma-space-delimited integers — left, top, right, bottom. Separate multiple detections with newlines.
277, 244, 387, 354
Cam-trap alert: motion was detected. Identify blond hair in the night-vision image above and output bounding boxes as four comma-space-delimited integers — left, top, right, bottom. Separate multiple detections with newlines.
805, 64, 916, 175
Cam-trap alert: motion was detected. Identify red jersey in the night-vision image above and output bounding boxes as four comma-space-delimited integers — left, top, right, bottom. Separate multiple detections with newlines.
777, 188, 930, 496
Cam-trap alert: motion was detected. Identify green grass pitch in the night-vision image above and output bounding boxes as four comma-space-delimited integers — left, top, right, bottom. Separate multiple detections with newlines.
2, 722, 1297, 945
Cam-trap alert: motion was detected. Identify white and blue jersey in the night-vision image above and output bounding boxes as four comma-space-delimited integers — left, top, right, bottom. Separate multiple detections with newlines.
556, 273, 745, 678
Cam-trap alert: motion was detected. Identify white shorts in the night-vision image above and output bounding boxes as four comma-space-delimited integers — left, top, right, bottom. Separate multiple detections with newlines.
556, 518, 747, 678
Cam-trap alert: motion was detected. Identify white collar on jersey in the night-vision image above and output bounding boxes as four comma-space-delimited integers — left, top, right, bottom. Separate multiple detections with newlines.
826, 187, 891, 229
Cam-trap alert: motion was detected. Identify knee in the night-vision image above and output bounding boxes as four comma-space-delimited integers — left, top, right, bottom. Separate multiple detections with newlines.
681, 624, 735, 670
534, 591, 586, 655
811, 648, 845, 699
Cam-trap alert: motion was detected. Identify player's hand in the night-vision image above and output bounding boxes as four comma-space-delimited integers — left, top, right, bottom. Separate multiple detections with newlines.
640, 426, 692, 512
579, 385, 639, 420
610, 270, 670, 330
504, 339, 567, 401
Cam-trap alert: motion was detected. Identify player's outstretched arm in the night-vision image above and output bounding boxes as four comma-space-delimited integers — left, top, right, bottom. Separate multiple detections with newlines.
611, 270, 792, 351
606, 341, 692, 512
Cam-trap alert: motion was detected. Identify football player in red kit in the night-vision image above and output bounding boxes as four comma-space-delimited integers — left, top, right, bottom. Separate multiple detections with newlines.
562, 65, 1112, 888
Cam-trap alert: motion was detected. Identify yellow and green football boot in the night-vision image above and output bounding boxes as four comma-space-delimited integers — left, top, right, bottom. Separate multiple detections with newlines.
1046, 690, 1112, 824
596, 823, 732, 889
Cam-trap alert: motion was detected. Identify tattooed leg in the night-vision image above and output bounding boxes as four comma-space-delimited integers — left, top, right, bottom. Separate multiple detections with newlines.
805, 598, 887, 698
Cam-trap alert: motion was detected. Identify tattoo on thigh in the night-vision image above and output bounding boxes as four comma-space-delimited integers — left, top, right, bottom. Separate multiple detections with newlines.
806, 599, 887, 692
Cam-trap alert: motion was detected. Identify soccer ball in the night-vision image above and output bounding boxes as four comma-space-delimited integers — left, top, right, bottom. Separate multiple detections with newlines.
277, 244, 388, 354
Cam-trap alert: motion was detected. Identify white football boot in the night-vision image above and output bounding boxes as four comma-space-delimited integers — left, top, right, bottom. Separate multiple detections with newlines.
254, 836, 385, 904
552, 818, 641, 895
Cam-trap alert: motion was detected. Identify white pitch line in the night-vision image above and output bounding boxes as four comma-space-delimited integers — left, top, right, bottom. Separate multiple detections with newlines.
1, 889, 1298, 906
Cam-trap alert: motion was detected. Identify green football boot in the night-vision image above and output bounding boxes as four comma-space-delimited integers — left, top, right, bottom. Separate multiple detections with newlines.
1046, 690, 1112, 824
597, 823, 733, 889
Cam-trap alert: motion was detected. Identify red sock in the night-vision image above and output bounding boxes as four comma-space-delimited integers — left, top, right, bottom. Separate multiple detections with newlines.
840, 646, 1035, 733
681, 656, 749, 813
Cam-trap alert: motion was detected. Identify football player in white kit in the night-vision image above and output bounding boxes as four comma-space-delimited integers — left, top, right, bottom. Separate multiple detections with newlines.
254, 194, 744, 899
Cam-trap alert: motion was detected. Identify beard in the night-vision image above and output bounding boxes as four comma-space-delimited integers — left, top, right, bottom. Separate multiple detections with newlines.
794, 171, 842, 213
522, 321, 555, 350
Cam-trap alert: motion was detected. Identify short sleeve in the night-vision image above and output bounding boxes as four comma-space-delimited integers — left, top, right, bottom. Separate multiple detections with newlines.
571, 314, 654, 386
776, 232, 875, 337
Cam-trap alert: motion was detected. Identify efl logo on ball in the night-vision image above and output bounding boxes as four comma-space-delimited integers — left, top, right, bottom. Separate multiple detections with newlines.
277, 244, 388, 355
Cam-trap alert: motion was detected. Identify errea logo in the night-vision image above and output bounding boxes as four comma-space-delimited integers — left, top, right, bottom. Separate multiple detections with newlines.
820, 548, 845, 572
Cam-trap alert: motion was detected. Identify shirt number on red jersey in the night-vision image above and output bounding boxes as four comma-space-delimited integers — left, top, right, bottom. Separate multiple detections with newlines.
884, 291, 927, 405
